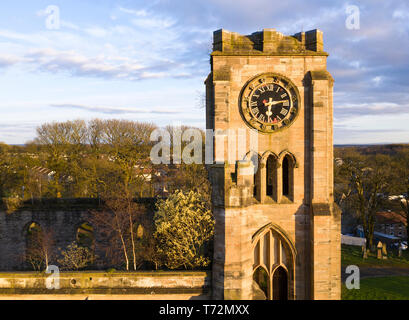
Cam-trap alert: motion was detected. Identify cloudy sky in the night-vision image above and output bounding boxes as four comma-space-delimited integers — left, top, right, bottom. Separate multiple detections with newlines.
0, 0, 408, 145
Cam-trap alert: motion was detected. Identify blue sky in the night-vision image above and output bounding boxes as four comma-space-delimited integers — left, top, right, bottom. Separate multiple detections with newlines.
0, 0, 408, 144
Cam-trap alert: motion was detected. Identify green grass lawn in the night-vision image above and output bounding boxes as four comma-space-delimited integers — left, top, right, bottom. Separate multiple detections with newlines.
341, 244, 409, 300
342, 244, 409, 268
342, 276, 409, 300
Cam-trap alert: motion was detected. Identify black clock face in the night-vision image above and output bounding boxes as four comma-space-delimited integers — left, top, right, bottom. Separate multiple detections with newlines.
249, 83, 291, 125
240, 74, 299, 133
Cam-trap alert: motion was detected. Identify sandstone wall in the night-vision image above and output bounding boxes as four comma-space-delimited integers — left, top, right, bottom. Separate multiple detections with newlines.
0, 271, 210, 300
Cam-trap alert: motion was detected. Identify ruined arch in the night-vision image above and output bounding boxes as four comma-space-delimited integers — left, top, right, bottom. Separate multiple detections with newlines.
76, 221, 94, 249
24, 222, 44, 271
252, 223, 296, 300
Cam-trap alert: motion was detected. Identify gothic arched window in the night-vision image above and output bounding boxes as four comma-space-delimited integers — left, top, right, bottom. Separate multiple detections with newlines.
252, 225, 295, 300
266, 155, 277, 200
281, 154, 294, 201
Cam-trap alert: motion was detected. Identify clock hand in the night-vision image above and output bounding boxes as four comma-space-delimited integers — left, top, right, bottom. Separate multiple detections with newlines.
266, 104, 272, 115
270, 100, 288, 105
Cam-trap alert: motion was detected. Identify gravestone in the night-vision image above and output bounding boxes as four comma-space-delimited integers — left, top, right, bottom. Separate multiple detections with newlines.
377, 241, 383, 259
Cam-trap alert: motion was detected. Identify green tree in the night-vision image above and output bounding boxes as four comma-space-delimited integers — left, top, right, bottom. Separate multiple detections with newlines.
154, 190, 214, 269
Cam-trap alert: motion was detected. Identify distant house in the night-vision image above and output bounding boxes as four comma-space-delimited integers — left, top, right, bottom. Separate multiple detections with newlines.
30, 166, 55, 181
375, 211, 407, 239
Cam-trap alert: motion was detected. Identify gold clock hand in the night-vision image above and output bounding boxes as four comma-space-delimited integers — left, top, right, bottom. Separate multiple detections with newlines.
270, 100, 288, 105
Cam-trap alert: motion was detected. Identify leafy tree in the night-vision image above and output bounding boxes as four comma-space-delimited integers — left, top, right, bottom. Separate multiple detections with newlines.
154, 190, 214, 269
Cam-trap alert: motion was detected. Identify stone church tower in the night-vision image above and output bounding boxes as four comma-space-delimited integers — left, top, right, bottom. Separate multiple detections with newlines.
205, 28, 341, 300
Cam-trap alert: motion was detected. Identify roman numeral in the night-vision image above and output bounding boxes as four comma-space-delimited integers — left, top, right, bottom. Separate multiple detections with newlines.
258, 86, 266, 93
281, 93, 288, 98
283, 101, 290, 107
252, 107, 259, 116
280, 108, 288, 116
257, 114, 265, 122
249, 101, 257, 107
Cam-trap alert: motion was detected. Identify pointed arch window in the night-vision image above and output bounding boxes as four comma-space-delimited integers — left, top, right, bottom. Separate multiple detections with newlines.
252, 225, 296, 300
245, 152, 261, 201
281, 154, 295, 201
266, 155, 277, 200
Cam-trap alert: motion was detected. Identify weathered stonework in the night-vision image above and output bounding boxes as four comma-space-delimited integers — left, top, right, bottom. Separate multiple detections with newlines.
0, 271, 211, 300
206, 28, 341, 300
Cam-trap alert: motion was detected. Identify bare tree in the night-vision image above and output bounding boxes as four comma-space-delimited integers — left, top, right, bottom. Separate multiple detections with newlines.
344, 156, 389, 250
58, 242, 94, 270
90, 187, 145, 270
25, 225, 55, 271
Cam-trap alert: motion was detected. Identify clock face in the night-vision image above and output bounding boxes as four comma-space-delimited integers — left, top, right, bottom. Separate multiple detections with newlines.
240, 74, 299, 133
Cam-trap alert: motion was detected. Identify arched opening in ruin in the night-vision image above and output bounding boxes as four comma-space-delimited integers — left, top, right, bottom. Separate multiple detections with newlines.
25, 222, 45, 270
76, 222, 94, 249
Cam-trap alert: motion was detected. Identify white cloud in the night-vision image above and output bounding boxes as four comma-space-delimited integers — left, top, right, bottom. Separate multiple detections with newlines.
0, 54, 21, 67
60, 20, 80, 31
50, 104, 181, 115
23, 48, 155, 80
119, 7, 148, 17
131, 17, 175, 29
393, 9, 409, 19
371, 76, 382, 86
85, 27, 109, 38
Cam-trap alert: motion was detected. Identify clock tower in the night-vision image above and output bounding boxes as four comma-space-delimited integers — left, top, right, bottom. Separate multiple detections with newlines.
206, 28, 341, 300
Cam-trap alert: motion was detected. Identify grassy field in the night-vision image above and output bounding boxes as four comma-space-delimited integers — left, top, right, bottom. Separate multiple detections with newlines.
342, 244, 409, 268
341, 244, 409, 300
342, 276, 409, 300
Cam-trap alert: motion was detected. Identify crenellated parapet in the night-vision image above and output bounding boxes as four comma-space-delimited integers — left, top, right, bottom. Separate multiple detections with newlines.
212, 28, 326, 55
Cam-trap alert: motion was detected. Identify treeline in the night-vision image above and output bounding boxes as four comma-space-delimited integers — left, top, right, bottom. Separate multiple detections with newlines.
334, 145, 409, 246
0, 119, 210, 211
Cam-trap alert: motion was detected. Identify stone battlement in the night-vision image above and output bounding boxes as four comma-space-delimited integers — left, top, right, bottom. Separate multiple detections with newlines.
212, 28, 325, 55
